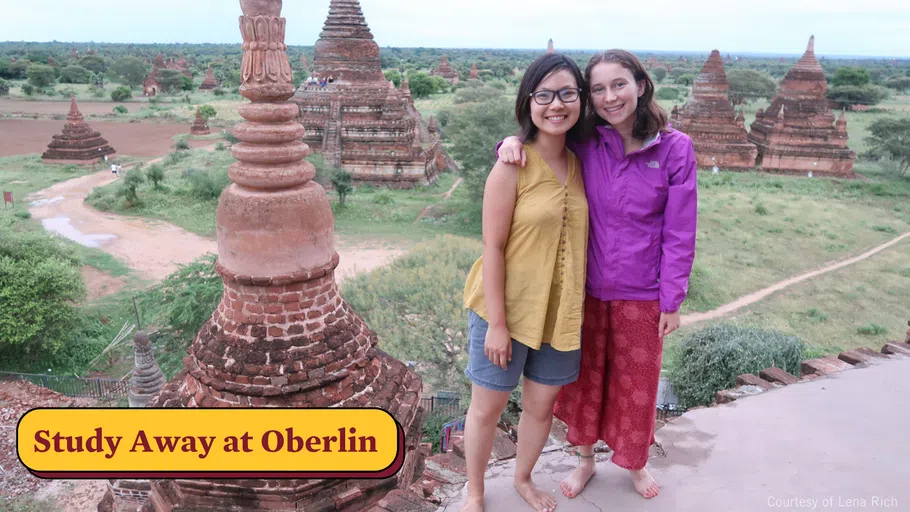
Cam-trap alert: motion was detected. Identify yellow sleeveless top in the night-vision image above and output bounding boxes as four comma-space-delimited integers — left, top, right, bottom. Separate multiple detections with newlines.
463, 144, 588, 351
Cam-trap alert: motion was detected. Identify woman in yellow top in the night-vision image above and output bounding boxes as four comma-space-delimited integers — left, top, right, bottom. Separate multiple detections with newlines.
461, 53, 589, 512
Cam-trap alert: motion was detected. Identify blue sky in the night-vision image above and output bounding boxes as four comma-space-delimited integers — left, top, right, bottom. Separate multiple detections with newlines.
2, 0, 908, 57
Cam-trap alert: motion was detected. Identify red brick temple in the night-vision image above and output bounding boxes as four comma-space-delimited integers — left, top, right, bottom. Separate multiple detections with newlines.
291, 0, 448, 188
747, 36, 856, 177
431, 55, 460, 84
674, 50, 758, 169
41, 95, 115, 163
131, 1, 429, 510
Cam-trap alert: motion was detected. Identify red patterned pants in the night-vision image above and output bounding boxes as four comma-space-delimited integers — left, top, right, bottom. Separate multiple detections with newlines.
553, 296, 663, 470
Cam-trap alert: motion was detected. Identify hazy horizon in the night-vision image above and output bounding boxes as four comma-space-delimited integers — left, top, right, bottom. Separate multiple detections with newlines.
2, 0, 909, 58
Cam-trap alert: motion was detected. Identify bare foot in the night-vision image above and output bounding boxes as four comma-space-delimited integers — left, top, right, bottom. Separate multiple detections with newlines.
560, 463, 596, 498
514, 478, 557, 512
460, 495, 484, 512
631, 467, 660, 499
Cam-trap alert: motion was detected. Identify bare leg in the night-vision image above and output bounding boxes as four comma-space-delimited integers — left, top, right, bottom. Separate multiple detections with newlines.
513, 379, 561, 512
560, 444, 596, 498
630, 466, 659, 499
461, 384, 511, 512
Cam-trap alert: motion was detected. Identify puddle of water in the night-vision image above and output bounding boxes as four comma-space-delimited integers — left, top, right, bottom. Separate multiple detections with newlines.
41, 217, 117, 248
29, 196, 65, 208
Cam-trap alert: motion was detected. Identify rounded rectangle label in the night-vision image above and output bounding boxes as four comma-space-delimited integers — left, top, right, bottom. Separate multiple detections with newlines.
18, 408, 403, 479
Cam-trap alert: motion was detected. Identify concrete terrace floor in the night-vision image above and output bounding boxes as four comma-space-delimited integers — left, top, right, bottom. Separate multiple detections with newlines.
441, 356, 910, 512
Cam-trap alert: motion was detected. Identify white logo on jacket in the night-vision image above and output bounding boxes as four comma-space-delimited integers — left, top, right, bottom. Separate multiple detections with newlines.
646, 160, 660, 169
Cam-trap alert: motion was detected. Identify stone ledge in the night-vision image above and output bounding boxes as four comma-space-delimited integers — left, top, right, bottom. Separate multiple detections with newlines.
801, 357, 852, 376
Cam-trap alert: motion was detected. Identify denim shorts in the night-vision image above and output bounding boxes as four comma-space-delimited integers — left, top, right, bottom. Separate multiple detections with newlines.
464, 310, 581, 392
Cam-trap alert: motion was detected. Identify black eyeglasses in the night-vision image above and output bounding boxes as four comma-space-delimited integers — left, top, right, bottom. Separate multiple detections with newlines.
530, 87, 582, 105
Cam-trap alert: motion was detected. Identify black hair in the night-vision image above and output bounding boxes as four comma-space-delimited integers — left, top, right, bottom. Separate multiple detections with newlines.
515, 53, 588, 144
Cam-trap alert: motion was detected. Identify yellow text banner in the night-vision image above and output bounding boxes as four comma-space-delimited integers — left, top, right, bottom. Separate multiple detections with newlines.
18, 408, 403, 479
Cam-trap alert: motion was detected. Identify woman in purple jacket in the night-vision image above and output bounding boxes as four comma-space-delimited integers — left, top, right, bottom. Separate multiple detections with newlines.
498, 49, 697, 500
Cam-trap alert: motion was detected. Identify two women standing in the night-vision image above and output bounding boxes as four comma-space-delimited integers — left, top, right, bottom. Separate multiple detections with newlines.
461, 49, 697, 512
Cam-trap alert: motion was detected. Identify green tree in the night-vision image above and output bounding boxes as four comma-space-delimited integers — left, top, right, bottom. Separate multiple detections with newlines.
146, 164, 166, 190
883, 76, 910, 94
0, 228, 85, 356
111, 86, 132, 102
865, 116, 910, 176
59, 65, 90, 84
0, 79, 9, 96
26, 64, 56, 88
726, 69, 778, 104
330, 170, 353, 205
118, 167, 146, 206
180, 75, 194, 91
157, 69, 184, 93
198, 105, 217, 120
135, 253, 222, 378
430, 75, 450, 94
111, 56, 147, 88
21, 83, 35, 96
676, 74, 695, 87
826, 84, 889, 108
6, 59, 30, 79
651, 67, 667, 83
407, 72, 436, 98
831, 66, 871, 87
78, 55, 107, 74
383, 69, 401, 87
444, 96, 518, 201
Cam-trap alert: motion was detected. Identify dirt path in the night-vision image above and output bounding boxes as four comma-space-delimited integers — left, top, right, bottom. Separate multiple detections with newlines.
415, 177, 463, 223
28, 160, 405, 286
681, 232, 910, 326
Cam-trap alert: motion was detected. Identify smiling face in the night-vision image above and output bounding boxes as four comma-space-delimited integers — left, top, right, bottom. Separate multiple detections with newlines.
529, 69, 582, 138
589, 62, 644, 132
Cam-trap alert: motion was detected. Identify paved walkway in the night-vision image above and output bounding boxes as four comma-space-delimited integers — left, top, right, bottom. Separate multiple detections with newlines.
443, 356, 910, 511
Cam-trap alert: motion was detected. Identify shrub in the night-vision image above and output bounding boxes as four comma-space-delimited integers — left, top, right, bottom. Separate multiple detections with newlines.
668, 324, 805, 407
0, 78, 11, 95
222, 132, 239, 145
215, 142, 226, 151
198, 105, 217, 120
371, 191, 395, 205
146, 164, 165, 190
421, 410, 459, 454
0, 228, 85, 357
342, 236, 481, 396
111, 86, 132, 102
754, 203, 769, 216
330, 170, 353, 205
657, 87, 679, 100
185, 167, 230, 201
136, 253, 222, 378
13, 211, 30, 220
174, 139, 191, 151
117, 167, 145, 206
180, 76, 194, 92
21, 83, 35, 96
856, 323, 888, 336
213, 87, 226, 96
113, 105, 128, 115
